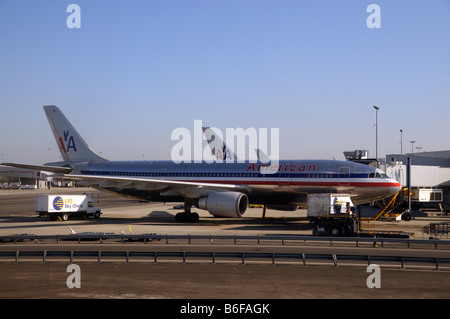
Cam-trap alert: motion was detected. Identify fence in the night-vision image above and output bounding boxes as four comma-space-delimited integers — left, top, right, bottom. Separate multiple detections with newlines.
1, 233, 450, 249
1, 249, 449, 270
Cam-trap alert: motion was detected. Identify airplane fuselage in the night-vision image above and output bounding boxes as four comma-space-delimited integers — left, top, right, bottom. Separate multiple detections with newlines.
74, 159, 401, 206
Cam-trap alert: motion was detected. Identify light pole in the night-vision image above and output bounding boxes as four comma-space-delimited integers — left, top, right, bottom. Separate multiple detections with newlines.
373, 106, 379, 161
400, 129, 403, 154
410, 141, 415, 154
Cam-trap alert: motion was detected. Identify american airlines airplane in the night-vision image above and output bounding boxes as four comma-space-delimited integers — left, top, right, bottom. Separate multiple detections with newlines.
4, 105, 402, 222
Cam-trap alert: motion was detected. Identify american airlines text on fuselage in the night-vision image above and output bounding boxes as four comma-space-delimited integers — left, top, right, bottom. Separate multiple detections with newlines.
246, 163, 316, 173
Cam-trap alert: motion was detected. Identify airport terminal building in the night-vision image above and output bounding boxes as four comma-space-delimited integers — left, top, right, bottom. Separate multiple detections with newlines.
0, 165, 74, 189
382, 150, 450, 210
345, 150, 450, 210
0, 165, 48, 189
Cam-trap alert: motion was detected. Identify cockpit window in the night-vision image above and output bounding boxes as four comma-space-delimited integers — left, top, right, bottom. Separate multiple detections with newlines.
369, 172, 389, 178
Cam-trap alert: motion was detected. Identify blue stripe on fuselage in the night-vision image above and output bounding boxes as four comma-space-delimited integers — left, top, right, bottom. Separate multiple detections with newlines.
79, 160, 374, 180
79, 170, 369, 179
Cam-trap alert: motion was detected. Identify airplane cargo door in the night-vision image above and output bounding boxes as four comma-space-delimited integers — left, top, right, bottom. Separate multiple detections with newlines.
338, 167, 350, 186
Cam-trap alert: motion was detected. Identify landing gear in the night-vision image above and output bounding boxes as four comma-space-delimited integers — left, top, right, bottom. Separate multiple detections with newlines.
175, 198, 199, 223
175, 211, 199, 223
401, 212, 411, 221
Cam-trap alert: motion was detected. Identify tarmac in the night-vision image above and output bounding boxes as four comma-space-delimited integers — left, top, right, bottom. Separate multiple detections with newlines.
1, 187, 450, 302
2, 263, 450, 299
0, 187, 446, 238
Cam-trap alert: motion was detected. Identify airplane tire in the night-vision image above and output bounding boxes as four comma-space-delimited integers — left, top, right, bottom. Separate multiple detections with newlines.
331, 228, 340, 236
175, 212, 185, 222
402, 213, 411, 221
190, 212, 199, 223
175, 212, 199, 223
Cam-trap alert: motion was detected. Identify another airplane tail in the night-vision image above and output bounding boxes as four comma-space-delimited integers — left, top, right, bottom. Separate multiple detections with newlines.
43, 105, 107, 163
202, 126, 235, 161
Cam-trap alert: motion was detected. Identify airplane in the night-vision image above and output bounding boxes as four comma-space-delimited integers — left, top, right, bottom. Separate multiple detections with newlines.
3, 105, 402, 223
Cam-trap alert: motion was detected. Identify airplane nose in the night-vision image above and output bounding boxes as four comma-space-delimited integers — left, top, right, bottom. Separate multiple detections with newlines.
390, 180, 402, 195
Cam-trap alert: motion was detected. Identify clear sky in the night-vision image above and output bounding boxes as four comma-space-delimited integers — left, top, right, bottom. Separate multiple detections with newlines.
1, 0, 449, 164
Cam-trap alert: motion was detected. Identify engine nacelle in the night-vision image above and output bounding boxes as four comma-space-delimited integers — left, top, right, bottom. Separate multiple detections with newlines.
198, 192, 248, 218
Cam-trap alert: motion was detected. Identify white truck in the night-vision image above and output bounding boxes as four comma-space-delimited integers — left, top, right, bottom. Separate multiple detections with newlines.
307, 194, 356, 236
307, 193, 354, 217
36, 194, 102, 221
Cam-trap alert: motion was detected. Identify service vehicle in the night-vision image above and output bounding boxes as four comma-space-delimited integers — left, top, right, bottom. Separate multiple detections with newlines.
308, 193, 356, 236
36, 194, 101, 221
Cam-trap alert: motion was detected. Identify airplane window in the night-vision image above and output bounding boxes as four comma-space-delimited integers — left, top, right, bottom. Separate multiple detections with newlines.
372, 172, 389, 178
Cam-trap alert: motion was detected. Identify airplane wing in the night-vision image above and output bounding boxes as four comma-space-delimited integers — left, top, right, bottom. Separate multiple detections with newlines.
1, 163, 73, 174
62, 174, 248, 197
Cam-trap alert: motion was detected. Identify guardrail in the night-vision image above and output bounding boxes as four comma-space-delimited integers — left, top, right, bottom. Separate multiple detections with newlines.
1, 234, 450, 249
1, 249, 449, 270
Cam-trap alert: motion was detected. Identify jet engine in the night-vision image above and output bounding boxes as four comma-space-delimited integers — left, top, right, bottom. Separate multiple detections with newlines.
198, 191, 248, 218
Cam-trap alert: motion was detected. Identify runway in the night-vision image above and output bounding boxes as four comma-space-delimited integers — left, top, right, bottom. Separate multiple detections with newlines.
1, 188, 450, 301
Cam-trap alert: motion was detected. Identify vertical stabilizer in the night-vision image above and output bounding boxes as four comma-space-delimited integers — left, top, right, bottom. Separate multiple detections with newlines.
202, 126, 235, 161
43, 105, 107, 163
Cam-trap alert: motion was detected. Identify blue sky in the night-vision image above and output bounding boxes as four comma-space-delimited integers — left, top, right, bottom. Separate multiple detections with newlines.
1, 0, 449, 164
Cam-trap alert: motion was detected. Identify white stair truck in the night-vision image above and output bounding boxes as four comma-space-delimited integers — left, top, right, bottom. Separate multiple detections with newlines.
36, 194, 102, 221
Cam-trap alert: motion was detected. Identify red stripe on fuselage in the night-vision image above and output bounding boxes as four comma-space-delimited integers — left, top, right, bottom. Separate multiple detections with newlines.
174, 180, 401, 188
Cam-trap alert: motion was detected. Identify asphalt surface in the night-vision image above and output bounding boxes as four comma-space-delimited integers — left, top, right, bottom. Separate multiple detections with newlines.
0, 187, 443, 237
1, 188, 450, 302
1, 262, 450, 299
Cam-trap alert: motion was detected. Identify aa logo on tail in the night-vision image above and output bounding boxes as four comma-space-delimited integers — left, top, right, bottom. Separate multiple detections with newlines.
58, 129, 77, 153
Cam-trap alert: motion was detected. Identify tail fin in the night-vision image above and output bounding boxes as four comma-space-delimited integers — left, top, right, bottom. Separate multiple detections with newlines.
43, 105, 107, 163
202, 126, 235, 161
202, 126, 268, 162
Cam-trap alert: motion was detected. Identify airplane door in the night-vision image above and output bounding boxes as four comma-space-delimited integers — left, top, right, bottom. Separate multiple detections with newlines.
338, 167, 350, 186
